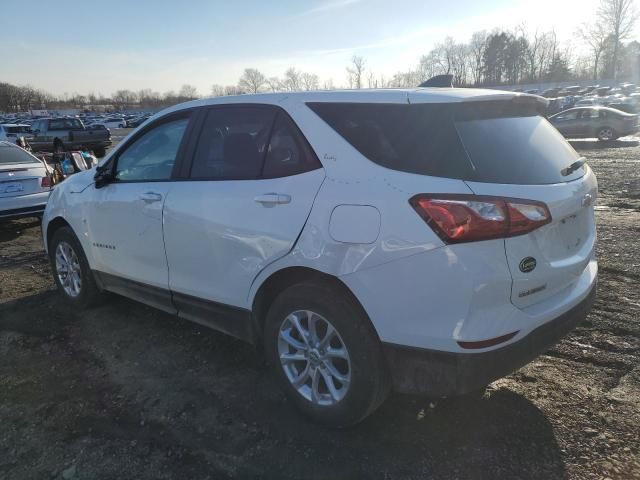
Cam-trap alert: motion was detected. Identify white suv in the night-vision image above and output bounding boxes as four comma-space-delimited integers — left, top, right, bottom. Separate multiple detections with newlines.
42, 89, 598, 426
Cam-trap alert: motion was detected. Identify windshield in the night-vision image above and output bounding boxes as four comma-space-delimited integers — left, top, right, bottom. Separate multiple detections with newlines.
0, 145, 40, 164
455, 115, 584, 184
5, 126, 31, 133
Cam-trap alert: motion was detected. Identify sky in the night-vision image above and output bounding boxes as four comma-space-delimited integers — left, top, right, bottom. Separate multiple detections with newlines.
1, 0, 637, 97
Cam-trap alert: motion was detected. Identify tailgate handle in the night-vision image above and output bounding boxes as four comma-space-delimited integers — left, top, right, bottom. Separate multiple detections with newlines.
254, 193, 291, 205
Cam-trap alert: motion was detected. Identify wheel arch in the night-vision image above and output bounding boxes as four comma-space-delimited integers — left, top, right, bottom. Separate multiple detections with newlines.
46, 216, 73, 250
251, 266, 381, 343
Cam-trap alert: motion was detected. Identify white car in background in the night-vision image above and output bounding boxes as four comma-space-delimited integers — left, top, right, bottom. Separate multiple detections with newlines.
0, 124, 34, 142
42, 89, 598, 426
1, 141, 52, 220
89, 118, 126, 129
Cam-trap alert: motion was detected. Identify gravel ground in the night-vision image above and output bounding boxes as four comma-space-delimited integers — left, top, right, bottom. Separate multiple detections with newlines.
1, 133, 639, 479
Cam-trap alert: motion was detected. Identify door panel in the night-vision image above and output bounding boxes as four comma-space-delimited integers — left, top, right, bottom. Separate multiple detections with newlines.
85, 182, 171, 289
163, 169, 324, 308
83, 114, 191, 290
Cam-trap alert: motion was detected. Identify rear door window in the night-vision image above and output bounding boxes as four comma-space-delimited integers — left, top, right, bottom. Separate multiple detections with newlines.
262, 113, 322, 178
190, 107, 276, 180
308, 102, 584, 185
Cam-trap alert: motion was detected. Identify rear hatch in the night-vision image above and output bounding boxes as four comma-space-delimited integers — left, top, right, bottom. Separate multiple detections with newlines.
453, 104, 597, 308
308, 95, 597, 310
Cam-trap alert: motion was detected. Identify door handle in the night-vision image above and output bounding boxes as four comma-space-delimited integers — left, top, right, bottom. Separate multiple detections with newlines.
254, 193, 291, 205
139, 191, 163, 203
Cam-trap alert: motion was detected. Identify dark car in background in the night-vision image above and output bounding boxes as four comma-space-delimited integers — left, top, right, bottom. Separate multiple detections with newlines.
549, 106, 639, 141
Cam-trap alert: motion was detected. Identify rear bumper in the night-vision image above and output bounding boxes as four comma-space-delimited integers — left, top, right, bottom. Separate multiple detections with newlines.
382, 280, 596, 397
0, 204, 46, 220
0, 191, 50, 220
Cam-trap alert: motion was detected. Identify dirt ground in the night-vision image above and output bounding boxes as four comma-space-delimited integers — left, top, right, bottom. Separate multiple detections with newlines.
1, 133, 639, 479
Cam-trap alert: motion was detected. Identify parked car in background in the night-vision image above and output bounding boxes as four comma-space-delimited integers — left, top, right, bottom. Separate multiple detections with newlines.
575, 97, 600, 107
0, 141, 52, 220
30, 117, 112, 157
0, 124, 33, 142
89, 118, 126, 129
126, 115, 151, 128
43, 88, 597, 426
550, 106, 639, 141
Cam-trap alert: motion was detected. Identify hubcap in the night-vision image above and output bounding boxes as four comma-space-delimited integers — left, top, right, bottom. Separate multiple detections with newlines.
599, 128, 613, 140
277, 310, 351, 406
55, 241, 82, 298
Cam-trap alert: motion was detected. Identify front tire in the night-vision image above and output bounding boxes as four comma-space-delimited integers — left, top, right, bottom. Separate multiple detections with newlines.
49, 226, 101, 308
263, 282, 390, 427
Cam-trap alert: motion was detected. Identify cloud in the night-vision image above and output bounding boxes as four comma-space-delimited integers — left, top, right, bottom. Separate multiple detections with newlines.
299, 0, 362, 16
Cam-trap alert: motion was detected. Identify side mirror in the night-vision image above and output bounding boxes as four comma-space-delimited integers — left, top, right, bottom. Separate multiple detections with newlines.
94, 163, 114, 188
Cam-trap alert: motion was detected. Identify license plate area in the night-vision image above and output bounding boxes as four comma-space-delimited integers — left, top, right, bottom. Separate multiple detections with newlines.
0, 182, 24, 195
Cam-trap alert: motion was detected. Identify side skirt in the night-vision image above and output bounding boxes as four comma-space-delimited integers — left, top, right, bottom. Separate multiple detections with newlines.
92, 271, 256, 343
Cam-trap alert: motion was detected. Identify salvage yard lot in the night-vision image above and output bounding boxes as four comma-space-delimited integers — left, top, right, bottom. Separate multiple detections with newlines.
1, 131, 639, 479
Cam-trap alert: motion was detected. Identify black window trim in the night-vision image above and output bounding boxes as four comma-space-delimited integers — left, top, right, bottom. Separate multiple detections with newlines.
105, 108, 196, 184
178, 103, 322, 182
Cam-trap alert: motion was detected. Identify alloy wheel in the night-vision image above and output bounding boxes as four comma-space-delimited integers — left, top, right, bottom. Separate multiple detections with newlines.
55, 241, 82, 297
277, 310, 352, 406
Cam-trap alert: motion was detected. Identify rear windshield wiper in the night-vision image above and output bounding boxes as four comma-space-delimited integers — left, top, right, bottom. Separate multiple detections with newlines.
561, 158, 586, 176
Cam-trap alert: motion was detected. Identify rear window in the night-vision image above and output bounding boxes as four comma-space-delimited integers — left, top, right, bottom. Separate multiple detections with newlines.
0, 145, 40, 164
49, 119, 83, 130
307, 102, 584, 185
6, 126, 30, 134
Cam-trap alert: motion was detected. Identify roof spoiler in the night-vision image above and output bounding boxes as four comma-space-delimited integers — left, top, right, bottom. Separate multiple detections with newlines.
418, 74, 453, 88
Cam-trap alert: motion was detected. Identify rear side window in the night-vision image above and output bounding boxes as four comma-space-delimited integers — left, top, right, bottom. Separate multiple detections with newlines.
190, 107, 276, 180
308, 102, 583, 185
262, 113, 321, 178
307, 103, 472, 180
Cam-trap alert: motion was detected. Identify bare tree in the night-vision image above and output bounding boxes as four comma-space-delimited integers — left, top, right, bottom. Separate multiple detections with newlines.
265, 77, 282, 92
579, 22, 609, 79
346, 56, 366, 88
469, 31, 488, 86
224, 85, 245, 96
210, 84, 226, 97
238, 68, 266, 94
179, 84, 198, 100
598, 0, 638, 79
301, 72, 319, 91
284, 68, 301, 91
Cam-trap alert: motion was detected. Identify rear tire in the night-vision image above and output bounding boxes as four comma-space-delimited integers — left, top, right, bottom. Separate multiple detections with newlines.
597, 127, 615, 142
263, 282, 390, 427
94, 147, 106, 158
49, 226, 101, 309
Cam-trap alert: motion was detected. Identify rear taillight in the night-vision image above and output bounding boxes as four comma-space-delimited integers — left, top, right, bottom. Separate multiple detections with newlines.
410, 194, 551, 244
41, 176, 52, 188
